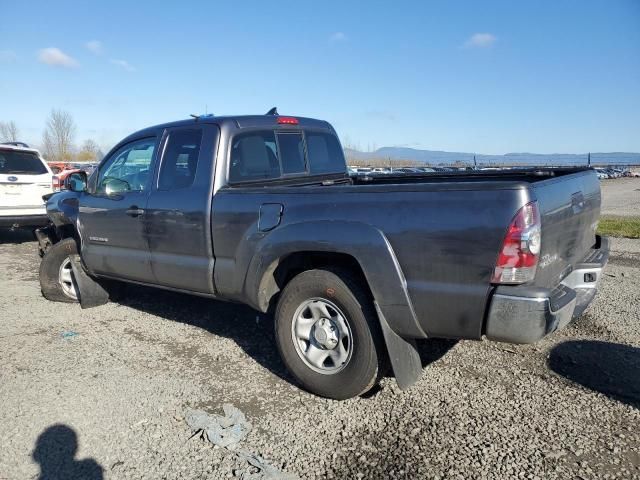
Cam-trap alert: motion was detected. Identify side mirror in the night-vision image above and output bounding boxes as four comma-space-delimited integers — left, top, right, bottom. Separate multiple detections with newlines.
65, 172, 88, 192
104, 178, 130, 195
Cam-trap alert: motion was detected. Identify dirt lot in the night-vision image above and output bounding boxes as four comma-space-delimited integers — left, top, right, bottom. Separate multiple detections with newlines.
1, 183, 639, 479
600, 177, 640, 217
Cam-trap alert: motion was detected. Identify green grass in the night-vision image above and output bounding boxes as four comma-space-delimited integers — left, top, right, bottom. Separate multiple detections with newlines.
598, 216, 640, 239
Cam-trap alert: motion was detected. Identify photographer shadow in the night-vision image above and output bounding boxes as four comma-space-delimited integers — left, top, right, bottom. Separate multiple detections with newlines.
32, 424, 103, 480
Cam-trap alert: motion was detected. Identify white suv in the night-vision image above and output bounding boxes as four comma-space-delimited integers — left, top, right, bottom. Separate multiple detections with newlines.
0, 143, 53, 229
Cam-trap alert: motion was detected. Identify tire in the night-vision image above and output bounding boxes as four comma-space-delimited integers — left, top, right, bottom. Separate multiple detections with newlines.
39, 238, 79, 303
275, 269, 384, 400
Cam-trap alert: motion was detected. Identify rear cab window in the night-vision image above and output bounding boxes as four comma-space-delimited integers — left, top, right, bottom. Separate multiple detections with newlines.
0, 150, 48, 175
278, 132, 306, 175
228, 128, 345, 183
305, 131, 345, 175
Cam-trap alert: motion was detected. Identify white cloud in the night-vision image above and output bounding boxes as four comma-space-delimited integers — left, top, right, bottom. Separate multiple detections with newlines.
37, 47, 79, 68
0, 50, 17, 62
110, 59, 136, 72
329, 32, 348, 43
86, 40, 103, 55
463, 33, 497, 49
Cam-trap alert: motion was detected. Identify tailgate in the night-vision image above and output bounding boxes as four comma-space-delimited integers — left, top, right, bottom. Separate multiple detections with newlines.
532, 170, 601, 287
0, 173, 52, 208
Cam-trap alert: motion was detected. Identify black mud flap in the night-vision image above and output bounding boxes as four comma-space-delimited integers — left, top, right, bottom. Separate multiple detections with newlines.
69, 255, 110, 309
375, 303, 422, 390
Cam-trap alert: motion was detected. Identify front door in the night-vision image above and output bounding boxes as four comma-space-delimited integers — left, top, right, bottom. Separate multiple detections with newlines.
78, 136, 157, 283
145, 125, 217, 293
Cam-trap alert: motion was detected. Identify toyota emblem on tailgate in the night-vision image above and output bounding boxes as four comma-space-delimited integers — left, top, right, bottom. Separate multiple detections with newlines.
7, 176, 18, 182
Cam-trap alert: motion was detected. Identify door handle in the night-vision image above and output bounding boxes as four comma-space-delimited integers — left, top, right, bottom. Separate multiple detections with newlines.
126, 207, 145, 217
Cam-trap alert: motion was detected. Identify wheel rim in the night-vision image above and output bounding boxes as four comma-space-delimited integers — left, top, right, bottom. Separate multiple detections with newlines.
291, 298, 353, 375
58, 257, 78, 300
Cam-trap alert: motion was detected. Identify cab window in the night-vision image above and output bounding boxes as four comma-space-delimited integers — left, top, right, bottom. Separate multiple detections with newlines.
305, 131, 346, 175
277, 132, 306, 175
229, 131, 280, 182
96, 138, 156, 194
158, 129, 203, 190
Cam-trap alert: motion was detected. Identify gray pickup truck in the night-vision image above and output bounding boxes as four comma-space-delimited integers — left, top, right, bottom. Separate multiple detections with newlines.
37, 112, 609, 399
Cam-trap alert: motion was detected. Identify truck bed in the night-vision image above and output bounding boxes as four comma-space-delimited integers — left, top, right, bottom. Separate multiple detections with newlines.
215, 167, 600, 341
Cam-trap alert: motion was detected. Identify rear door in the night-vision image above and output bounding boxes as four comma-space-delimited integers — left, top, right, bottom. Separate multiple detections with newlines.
145, 124, 218, 293
0, 148, 52, 215
78, 137, 157, 283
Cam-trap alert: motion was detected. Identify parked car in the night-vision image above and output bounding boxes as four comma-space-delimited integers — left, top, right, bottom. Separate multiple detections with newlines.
37, 112, 609, 399
604, 168, 620, 178
47, 162, 66, 175
594, 168, 609, 180
391, 167, 423, 174
0, 143, 53, 229
52, 163, 98, 191
370, 167, 392, 174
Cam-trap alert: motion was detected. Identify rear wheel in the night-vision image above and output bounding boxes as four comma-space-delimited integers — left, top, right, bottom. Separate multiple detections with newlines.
39, 238, 79, 303
275, 269, 383, 399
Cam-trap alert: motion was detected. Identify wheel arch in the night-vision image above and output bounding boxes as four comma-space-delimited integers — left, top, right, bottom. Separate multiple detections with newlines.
258, 250, 371, 313
245, 220, 426, 340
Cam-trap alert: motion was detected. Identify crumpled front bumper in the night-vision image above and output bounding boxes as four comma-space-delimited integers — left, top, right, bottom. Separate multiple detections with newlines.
484, 236, 609, 344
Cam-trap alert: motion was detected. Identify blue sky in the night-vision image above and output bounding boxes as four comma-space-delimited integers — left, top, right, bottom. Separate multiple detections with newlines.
1, 0, 639, 154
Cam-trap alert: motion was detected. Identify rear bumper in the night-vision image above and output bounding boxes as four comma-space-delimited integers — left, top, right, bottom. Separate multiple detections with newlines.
0, 214, 50, 229
484, 235, 609, 344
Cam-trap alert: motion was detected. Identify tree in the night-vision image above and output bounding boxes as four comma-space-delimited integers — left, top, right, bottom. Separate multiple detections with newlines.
76, 139, 103, 162
0, 121, 19, 142
42, 109, 76, 162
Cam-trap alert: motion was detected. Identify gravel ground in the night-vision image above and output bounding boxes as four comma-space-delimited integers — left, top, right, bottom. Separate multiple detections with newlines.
600, 178, 640, 217
0, 231, 639, 479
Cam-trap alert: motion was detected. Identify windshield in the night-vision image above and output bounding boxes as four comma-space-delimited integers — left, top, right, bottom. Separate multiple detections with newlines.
0, 150, 48, 175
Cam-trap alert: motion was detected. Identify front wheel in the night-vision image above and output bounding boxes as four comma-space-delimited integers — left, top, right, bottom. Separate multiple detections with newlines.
39, 238, 79, 303
274, 269, 383, 399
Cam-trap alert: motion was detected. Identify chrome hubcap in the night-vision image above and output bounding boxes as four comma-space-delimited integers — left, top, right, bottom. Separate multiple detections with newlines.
291, 298, 353, 375
58, 257, 78, 300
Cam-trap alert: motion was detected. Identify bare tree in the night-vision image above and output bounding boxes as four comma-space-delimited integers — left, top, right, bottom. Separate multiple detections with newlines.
76, 139, 102, 162
0, 121, 19, 142
42, 109, 76, 162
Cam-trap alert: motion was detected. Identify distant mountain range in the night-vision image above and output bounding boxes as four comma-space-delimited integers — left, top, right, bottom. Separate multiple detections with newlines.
344, 147, 640, 166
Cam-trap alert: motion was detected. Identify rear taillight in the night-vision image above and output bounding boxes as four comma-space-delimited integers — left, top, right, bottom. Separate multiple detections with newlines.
52, 175, 61, 192
492, 201, 541, 284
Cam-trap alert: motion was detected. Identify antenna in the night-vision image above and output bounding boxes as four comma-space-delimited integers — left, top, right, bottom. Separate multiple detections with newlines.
266, 107, 278, 116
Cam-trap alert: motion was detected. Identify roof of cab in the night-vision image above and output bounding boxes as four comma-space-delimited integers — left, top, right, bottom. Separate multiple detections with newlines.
119, 114, 333, 144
